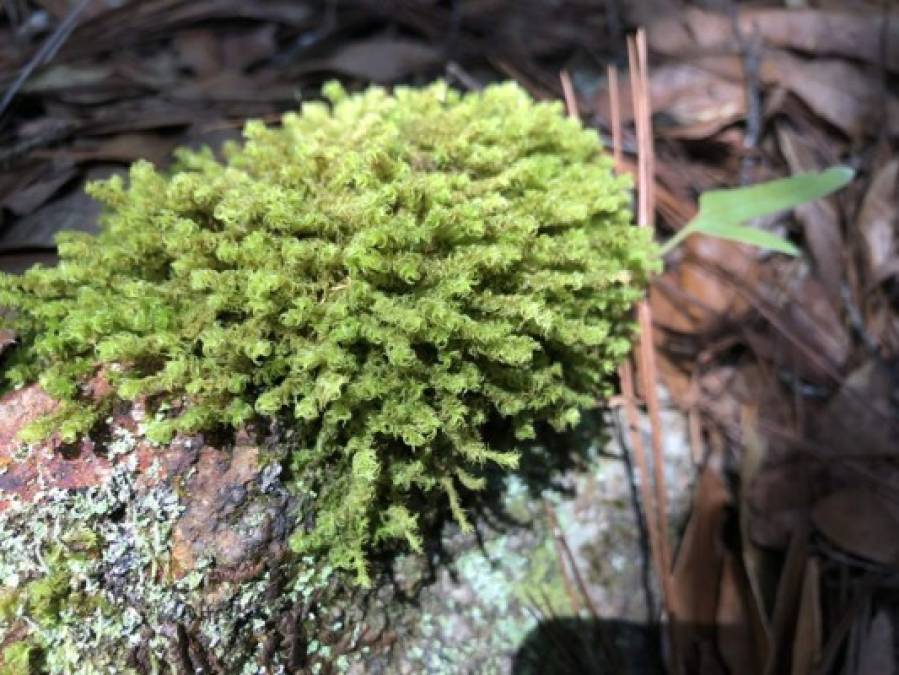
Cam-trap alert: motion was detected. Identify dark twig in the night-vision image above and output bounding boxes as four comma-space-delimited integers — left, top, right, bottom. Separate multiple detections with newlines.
841, 283, 881, 356
0, 0, 92, 121
445, 61, 482, 91
729, 6, 763, 186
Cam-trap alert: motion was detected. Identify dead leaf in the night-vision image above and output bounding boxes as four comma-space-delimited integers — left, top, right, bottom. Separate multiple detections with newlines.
647, 8, 899, 73
764, 524, 808, 675
812, 489, 899, 565
173, 29, 221, 78
790, 558, 821, 675
814, 360, 897, 459
0, 166, 121, 250
597, 63, 745, 139
221, 25, 277, 71
748, 459, 813, 551
670, 465, 731, 672
775, 124, 844, 302
22, 63, 115, 93
739, 406, 774, 652
297, 38, 442, 83
38, 133, 178, 166
856, 610, 896, 675
756, 275, 851, 383
689, 51, 884, 139
857, 160, 898, 287
1, 165, 77, 216
765, 54, 881, 139
717, 552, 768, 675
651, 236, 758, 335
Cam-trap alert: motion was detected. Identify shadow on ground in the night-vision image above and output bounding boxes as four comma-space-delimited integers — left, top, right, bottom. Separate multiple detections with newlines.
512, 617, 663, 675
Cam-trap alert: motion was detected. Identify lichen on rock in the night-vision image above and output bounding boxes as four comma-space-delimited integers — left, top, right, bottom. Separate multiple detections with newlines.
0, 389, 355, 673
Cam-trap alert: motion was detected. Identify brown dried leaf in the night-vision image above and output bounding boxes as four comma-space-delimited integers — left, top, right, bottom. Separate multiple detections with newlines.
173, 29, 221, 78
687, 51, 884, 139
221, 25, 277, 72
597, 63, 745, 139
647, 8, 899, 72
739, 407, 774, 653
775, 124, 844, 302
299, 38, 442, 83
811, 489, 899, 565
763, 53, 881, 139
856, 610, 896, 675
814, 360, 897, 459
757, 275, 851, 383
747, 461, 812, 551
857, 160, 898, 287
765, 524, 809, 675
45, 133, 178, 166
652, 236, 758, 335
717, 552, 768, 675
0, 167, 121, 250
1, 166, 77, 216
670, 465, 731, 669
790, 558, 821, 675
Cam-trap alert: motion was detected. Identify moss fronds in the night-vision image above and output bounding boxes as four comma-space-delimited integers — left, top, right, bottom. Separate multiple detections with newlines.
0, 81, 658, 582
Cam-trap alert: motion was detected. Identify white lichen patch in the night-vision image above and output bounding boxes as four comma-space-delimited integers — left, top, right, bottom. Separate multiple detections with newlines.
0, 429, 342, 674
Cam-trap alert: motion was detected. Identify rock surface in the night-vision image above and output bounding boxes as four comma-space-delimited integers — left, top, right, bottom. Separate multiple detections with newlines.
0, 384, 692, 673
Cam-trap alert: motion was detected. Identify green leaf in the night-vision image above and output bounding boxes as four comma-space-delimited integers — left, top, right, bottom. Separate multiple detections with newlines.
697, 166, 854, 228
661, 166, 854, 256
686, 222, 800, 256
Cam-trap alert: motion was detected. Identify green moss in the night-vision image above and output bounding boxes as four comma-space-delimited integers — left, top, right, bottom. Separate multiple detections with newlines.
1, 640, 41, 675
0, 81, 658, 583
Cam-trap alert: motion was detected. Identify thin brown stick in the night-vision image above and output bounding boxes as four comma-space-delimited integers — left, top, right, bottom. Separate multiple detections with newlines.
608, 61, 667, 604
543, 499, 584, 616
628, 34, 681, 675
618, 362, 665, 587
629, 30, 673, 588
559, 69, 579, 119
0, 0, 93, 119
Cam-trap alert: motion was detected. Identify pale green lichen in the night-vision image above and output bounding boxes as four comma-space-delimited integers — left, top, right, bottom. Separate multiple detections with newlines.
0, 429, 348, 674
0, 80, 656, 585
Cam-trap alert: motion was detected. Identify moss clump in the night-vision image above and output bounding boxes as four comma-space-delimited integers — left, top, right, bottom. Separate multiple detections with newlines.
0, 81, 658, 582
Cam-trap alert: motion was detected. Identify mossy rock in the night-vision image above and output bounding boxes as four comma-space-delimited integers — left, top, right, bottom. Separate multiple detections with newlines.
0, 81, 657, 671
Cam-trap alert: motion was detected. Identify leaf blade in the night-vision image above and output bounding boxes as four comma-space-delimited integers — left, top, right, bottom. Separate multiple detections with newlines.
660, 165, 855, 256
688, 221, 801, 256
697, 166, 854, 228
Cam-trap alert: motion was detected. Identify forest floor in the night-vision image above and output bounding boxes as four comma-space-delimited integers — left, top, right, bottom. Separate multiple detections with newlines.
1, 1, 898, 673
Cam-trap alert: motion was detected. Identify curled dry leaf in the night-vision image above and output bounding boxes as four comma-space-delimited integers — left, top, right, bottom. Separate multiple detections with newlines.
811, 489, 899, 565
647, 7, 899, 73
670, 464, 731, 670
295, 38, 442, 83
1, 165, 77, 217
813, 360, 897, 459
775, 124, 844, 302
764, 54, 882, 140
747, 460, 814, 551
757, 274, 851, 383
685, 51, 885, 139
650, 236, 758, 335
596, 63, 745, 139
717, 551, 768, 675
790, 558, 821, 675
857, 159, 898, 287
